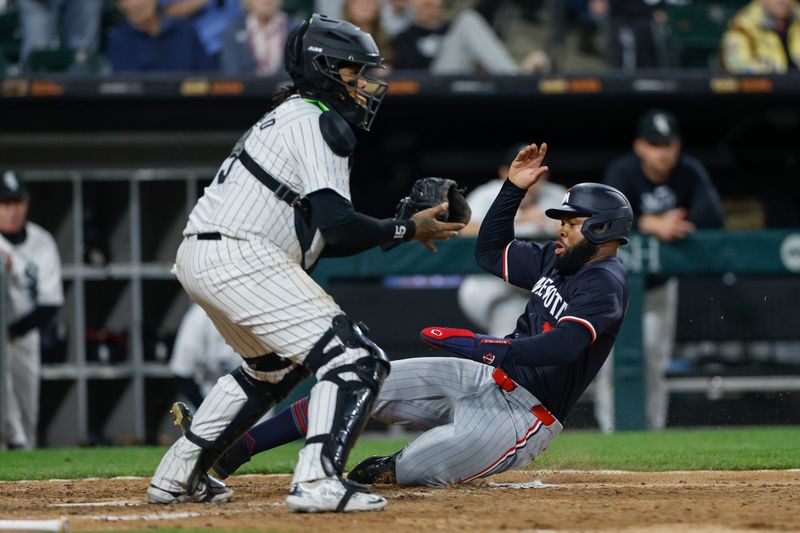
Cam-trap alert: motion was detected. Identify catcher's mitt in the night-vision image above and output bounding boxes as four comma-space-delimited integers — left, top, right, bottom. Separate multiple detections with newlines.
394, 177, 472, 224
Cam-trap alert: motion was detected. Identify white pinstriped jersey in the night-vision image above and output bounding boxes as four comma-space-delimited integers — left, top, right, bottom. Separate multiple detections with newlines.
185, 95, 352, 265
0, 222, 64, 322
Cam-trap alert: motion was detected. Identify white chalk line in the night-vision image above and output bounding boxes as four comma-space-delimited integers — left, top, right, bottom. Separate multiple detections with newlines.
51, 500, 139, 508
487, 480, 564, 489
83, 511, 201, 522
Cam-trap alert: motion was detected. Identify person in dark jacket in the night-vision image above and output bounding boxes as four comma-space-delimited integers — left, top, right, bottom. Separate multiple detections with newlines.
604, 109, 725, 430
108, 0, 215, 73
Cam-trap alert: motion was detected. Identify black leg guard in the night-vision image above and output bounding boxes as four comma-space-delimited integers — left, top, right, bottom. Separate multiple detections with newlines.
184, 364, 307, 493
304, 315, 391, 477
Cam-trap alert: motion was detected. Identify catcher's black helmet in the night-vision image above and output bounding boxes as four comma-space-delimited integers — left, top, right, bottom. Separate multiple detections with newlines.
284, 14, 387, 131
545, 183, 633, 245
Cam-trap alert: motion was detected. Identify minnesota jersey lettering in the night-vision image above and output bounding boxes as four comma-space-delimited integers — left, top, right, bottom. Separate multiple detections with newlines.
530, 277, 568, 320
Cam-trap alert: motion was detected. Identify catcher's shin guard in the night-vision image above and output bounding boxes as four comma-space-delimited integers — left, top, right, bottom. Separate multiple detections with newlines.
183, 364, 306, 493
301, 315, 390, 479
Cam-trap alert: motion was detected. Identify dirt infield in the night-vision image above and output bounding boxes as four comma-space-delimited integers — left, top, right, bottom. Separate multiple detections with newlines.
0, 470, 798, 532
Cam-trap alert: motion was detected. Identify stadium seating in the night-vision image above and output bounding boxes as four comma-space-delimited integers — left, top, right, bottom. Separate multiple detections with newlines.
663, 1, 749, 69
0, 9, 20, 66
24, 48, 103, 74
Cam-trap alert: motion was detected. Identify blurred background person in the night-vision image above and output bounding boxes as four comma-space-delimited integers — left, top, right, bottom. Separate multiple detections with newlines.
457, 143, 565, 338
108, 0, 215, 73
380, 0, 413, 37
316, 0, 413, 36
342, 0, 394, 67
220, 0, 298, 75
16, 0, 102, 62
721, 0, 800, 74
161, 0, 242, 64
590, 0, 682, 71
603, 109, 725, 430
392, 0, 518, 73
169, 303, 242, 410
0, 170, 63, 450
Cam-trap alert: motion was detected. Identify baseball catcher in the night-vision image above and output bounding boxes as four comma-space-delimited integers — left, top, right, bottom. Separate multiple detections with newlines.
147, 13, 464, 513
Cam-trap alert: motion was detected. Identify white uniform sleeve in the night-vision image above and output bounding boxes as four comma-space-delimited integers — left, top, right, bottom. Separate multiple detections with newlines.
284, 110, 352, 200
466, 181, 503, 223
36, 233, 64, 307
169, 305, 207, 378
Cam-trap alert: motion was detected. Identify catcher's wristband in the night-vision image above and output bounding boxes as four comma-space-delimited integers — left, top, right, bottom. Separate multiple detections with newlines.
393, 219, 415, 242
390, 220, 417, 244
380, 220, 415, 252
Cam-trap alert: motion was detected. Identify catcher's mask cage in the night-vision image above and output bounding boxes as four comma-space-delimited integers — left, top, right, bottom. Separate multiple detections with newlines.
285, 14, 388, 131
545, 183, 633, 245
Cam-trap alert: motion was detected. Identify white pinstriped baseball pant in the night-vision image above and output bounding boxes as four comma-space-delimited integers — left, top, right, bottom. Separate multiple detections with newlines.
150, 235, 374, 492
372, 357, 562, 486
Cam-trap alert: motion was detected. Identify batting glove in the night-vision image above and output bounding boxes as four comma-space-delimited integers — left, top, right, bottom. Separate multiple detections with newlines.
420, 327, 512, 366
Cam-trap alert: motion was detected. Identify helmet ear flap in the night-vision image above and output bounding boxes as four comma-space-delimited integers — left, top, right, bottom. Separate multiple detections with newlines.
284, 19, 309, 78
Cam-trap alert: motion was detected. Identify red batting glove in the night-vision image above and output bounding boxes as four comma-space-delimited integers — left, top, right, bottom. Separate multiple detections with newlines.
420, 327, 512, 366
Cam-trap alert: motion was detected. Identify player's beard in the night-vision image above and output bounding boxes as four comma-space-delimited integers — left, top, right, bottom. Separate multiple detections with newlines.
555, 239, 599, 275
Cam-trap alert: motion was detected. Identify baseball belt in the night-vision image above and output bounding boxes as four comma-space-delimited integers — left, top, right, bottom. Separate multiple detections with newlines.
492, 367, 556, 426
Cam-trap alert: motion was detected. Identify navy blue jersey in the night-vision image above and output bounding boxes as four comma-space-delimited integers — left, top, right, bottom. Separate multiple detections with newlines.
474, 180, 629, 421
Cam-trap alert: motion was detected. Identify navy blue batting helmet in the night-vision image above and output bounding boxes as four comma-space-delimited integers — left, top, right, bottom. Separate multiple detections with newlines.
545, 183, 633, 245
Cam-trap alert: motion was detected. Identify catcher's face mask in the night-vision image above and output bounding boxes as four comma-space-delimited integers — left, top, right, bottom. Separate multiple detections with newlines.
313, 57, 387, 131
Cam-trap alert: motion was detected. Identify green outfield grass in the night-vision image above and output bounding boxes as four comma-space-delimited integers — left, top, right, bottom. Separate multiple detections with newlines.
1, 426, 798, 481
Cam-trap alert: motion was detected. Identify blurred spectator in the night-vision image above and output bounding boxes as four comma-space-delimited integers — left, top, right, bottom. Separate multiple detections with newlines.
567, 0, 602, 56
593, 0, 685, 70
17, 0, 102, 61
721, 0, 800, 73
392, 0, 518, 73
315, 0, 413, 36
161, 0, 242, 60
169, 304, 241, 409
108, 0, 215, 73
342, 0, 393, 65
315, 0, 344, 17
380, 0, 413, 36
457, 143, 565, 338
0, 170, 63, 450
603, 110, 725, 430
220, 0, 298, 75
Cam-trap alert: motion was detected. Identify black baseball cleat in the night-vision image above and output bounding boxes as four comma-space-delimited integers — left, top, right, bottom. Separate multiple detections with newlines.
347, 451, 400, 485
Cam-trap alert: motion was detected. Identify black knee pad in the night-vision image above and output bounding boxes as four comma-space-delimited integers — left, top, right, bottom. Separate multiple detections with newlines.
185, 364, 307, 492
305, 315, 390, 376
304, 315, 391, 476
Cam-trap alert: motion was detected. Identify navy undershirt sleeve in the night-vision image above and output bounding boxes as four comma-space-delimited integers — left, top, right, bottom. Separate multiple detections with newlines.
504, 321, 593, 367
307, 189, 415, 257
475, 179, 546, 289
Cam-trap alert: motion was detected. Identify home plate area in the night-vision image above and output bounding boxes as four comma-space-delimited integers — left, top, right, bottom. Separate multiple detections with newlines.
0, 470, 797, 532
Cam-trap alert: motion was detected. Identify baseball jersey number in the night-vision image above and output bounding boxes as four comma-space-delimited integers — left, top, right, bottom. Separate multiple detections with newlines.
217, 128, 253, 184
